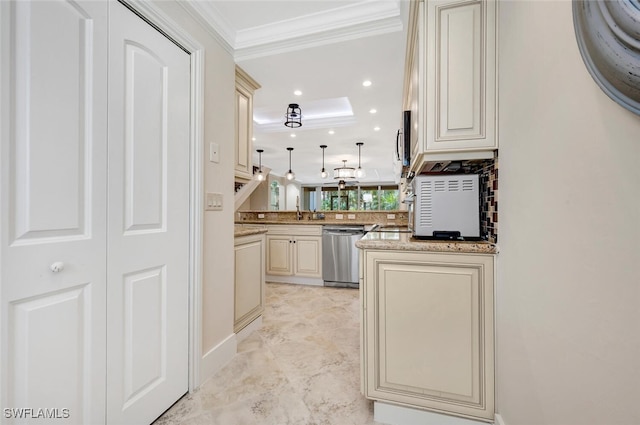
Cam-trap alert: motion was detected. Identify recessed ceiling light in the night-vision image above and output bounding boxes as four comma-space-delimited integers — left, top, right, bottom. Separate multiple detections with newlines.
362, 80, 372, 87
328, 130, 335, 135
294, 90, 302, 96
374, 126, 380, 131
290, 133, 296, 138
369, 109, 377, 114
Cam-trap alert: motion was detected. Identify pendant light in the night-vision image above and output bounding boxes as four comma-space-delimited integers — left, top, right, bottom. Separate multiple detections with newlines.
284, 103, 302, 128
355, 142, 366, 178
320, 145, 328, 179
285, 147, 295, 180
254, 149, 265, 181
333, 160, 355, 180
338, 180, 346, 190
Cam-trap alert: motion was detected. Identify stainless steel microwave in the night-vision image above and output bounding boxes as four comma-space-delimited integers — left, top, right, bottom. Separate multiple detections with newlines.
410, 174, 480, 239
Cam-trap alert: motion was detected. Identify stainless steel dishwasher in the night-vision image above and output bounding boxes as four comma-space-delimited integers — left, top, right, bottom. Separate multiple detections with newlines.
322, 225, 365, 288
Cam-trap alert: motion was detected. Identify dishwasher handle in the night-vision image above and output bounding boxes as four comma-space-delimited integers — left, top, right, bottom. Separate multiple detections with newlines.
323, 230, 364, 236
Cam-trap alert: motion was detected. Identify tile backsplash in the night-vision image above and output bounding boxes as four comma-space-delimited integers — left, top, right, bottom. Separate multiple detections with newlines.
470, 157, 498, 243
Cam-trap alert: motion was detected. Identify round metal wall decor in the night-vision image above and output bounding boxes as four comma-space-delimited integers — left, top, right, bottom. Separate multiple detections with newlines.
573, 0, 640, 115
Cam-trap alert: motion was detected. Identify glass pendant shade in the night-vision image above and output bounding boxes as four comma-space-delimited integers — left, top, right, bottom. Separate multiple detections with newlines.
320, 145, 328, 179
284, 103, 302, 128
255, 149, 265, 181
285, 147, 295, 180
338, 180, 346, 190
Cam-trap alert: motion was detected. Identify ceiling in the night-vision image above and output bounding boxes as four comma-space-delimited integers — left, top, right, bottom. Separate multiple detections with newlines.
182, 0, 410, 185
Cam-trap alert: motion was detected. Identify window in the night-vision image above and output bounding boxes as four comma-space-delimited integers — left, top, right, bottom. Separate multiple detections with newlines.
303, 185, 399, 211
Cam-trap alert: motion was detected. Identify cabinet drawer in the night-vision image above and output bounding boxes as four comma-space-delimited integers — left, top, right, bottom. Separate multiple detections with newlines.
266, 225, 322, 236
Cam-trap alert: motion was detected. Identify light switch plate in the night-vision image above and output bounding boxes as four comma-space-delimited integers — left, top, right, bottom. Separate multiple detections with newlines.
205, 192, 223, 211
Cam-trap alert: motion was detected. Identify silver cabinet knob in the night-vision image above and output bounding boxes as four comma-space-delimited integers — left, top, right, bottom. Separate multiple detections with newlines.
50, 262, 65, 273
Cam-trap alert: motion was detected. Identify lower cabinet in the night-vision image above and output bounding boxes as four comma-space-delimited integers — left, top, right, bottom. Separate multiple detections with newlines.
234, 232, 265, 333
361, 249, 495, 422
265, 225, 323, 282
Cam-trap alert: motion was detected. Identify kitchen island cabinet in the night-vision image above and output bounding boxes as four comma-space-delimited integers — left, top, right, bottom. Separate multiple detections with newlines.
358, 233, 495, 422
265, 225, 323, 285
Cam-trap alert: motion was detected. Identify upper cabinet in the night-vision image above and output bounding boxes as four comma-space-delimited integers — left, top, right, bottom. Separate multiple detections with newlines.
235, 66, 261, 181
405, 0, 498, 173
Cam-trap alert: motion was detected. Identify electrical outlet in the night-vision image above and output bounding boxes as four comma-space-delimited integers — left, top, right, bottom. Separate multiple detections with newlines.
335, 214, 344, 220
258, 213, 265, 219
387, 213, 396, 219
348, 214, 356, 219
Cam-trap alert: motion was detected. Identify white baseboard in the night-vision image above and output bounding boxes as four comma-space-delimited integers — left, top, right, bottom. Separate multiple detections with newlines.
374, 402, 492, 425
236, 315, 262, 343
199, 333, 237, 384
494, 414, 506, 425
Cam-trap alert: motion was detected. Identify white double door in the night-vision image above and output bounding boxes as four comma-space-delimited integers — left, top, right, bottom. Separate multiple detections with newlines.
0, 1, 190, 424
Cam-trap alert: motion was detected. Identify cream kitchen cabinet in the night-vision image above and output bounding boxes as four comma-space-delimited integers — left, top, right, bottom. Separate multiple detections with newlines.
265, 225, 323, 283
234, 66, 260, 181
361, 249, 495, 422
234, 232, 265, 332
405, 0, 498, 174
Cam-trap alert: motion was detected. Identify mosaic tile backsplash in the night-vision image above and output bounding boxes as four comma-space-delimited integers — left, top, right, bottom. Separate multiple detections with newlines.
470, 157, 498, 243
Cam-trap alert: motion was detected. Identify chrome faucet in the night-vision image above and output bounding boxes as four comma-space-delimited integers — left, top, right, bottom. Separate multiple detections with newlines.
296, 196, 303, 220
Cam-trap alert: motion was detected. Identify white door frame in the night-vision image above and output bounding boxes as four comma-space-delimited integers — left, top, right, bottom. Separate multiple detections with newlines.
119, 0, 205, 391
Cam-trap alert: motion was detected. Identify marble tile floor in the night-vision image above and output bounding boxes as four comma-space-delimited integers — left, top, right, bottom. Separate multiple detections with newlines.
154, 282, 386, 425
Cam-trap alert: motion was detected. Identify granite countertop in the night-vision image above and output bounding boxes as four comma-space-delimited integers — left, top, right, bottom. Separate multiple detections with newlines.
356, 230, 498, 254
237, 219, 375, 225
234, 227, 268, 237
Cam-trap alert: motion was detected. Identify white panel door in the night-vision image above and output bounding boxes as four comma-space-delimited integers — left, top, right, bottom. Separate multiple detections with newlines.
106, 2, 190, 424
0, 1, 108, 424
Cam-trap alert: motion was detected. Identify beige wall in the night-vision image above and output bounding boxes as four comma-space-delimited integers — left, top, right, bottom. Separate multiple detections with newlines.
498, 2, 640, 424
154, 2, 236, 376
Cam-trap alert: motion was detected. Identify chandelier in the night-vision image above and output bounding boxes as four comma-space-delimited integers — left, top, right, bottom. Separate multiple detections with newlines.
284, 103, 302, 128
334, 159, 355, 189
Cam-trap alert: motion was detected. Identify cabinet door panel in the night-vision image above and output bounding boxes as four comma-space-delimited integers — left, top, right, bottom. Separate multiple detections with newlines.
379, 264, 477, 399
424, 0, 497, 152
363, 251, 494, 421
234, 236, 265, 332
266, 236, 292, 275
234, 87, 251, 179
293, 236, 321, 277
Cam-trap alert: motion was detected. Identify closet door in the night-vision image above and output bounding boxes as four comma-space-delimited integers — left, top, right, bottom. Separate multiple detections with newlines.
0, 1, 108, 424
106, 2, 191, 424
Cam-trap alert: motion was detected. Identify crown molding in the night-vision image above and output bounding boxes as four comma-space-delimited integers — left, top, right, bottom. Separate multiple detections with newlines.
236, 16, 402, 61
179, 1, 402, 61
178, 1, 234, 55
236, 1, 400, 49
